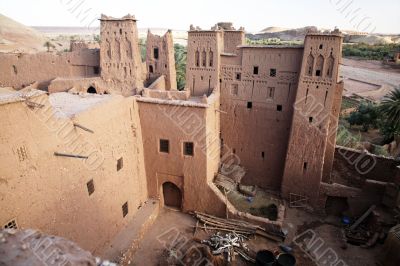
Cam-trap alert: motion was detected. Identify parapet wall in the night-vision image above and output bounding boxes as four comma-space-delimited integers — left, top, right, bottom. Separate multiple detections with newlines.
0, 50, 100, 89
332, 146, 400, 186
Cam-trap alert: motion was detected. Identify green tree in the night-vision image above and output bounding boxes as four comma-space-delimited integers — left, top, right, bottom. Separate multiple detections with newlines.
43, 41, 55, 52
174, 43, 187, 90
347, 101, 378, 131
379, 87, 400, 141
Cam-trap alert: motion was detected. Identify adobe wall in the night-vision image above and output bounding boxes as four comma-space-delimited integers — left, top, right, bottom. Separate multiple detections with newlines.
222, 30, 245, 55
70, 41, 100, 51
332, 146, 400, 186
322, 81, 344, 182
136, 90, 226, 215
146, 31, 177, 90
220, 47, 304, 190
186, 29, 223, 96
0, 92, 148, 254
0, 49, 99, 89
282, 31, 343, 207
99, 14, 144, 92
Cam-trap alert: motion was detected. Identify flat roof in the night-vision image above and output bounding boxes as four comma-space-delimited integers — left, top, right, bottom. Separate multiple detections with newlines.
49, 92, 114, 118
0, 88, 46, 105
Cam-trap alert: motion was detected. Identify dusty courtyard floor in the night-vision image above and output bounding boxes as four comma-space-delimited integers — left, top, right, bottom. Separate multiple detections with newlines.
120, 206, 386, 266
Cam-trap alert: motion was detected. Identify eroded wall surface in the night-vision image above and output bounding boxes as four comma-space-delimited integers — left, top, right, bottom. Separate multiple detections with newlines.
146, 31, 177, 90
220, 47, 304, 189
0, 93, 147, 254
281, 31, 343, 206
0, 49, 99, 89
100, 14, 144, 92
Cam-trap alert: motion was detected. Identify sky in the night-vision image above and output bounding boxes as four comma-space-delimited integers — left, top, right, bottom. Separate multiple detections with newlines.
0, 0, 399, 34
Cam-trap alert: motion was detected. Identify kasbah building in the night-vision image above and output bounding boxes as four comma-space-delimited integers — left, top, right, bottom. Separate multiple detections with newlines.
0, 13, 399, 265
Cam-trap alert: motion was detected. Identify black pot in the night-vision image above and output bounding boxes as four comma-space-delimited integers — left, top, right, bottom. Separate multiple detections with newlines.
276, 253, 296, 266
256, 250, 276, 266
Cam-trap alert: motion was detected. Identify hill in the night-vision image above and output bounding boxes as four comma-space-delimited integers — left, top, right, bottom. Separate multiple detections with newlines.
0, 14, 47, 53
249, 26, 400, 45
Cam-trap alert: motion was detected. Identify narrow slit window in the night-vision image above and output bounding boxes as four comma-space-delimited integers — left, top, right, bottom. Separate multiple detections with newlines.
117, 157, 123, 171
87, 179, 95, 196
122, 202, 128, 217
153, 47, 159, 59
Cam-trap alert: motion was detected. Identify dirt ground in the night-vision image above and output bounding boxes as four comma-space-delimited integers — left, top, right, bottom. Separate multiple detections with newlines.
125, 206, 386, 266
340, 58, 400, 102
225, 188, 282, 220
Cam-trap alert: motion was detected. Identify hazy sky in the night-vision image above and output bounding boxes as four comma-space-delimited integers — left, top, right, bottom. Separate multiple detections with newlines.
1, 0, 399, 33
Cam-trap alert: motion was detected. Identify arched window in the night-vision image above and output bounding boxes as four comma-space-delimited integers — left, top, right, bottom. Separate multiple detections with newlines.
202, 50, 207, 67
209, 50, 213, 67
306, 54, 314, 76
326, 55, 335, 78
195, 50, 200, 67
315, 55, 324, 77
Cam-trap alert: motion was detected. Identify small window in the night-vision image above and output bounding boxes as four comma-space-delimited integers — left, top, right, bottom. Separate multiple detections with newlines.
87, 179, 95, 196
319, 44, 323, 49
261, 151, 265, 159
160, 139, 169, 153
122, 202, 128, 217
93, 66, 100, 74
277, 105, 282, 111
120, 29, 122, 35
117, 157, 123, 171
303, 162, 308, 171
253, 66, 259, 75
247, 102, 253, 109
231, 84, 238, 95
149, 65, 154, 73
316, 70, 321, 76
268, 87, 275, 99
184, 142, 194, 156
270, 68, 277, 77
309, 117, 313, 123
154, 48, 159, 59
3, 219, 18, 229
236, 73, 241, 80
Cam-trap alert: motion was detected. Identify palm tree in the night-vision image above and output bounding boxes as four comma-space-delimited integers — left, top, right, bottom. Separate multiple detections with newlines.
43, 41, 55, 52
174, 44, 187, 90
380, 87, 400, 129
379, 87, 400, 142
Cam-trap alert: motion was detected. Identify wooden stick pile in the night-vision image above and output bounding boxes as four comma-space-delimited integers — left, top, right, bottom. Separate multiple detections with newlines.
192, 211, 283, 242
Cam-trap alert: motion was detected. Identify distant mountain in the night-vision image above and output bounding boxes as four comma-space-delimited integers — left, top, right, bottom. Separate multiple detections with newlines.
0, 14, 47, 53
249, 26, 400, 45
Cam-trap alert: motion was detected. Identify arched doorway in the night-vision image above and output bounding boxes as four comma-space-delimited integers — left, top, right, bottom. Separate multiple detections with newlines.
162, 182, 182, 209
87, 86, 97, 94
